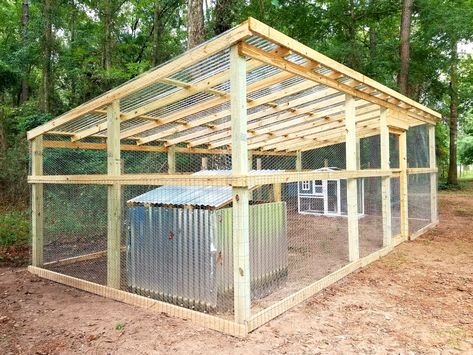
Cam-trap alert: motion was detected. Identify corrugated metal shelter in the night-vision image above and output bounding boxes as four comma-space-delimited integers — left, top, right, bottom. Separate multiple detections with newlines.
26, 18, 440, 336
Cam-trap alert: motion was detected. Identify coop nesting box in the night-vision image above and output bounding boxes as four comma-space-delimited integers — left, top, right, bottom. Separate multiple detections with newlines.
126, 172, 288, 312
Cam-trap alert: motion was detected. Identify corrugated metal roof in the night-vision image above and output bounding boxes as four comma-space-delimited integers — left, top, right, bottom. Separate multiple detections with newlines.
127, 169, 282, 209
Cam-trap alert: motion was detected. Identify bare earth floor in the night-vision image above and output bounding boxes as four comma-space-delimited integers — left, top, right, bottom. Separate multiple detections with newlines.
1, 186, 473, 354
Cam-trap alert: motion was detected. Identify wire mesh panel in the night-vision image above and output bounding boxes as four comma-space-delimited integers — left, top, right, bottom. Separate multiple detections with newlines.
43, 184, 108, 285
175, 152, 232, 172
249, 179, 350, 313
391, 177, 401, 236
359, 177, 383, 257
302, 143, 346, 169
408, 173, 432, 234
407, 124, 430, 168
360, 135, 381, 169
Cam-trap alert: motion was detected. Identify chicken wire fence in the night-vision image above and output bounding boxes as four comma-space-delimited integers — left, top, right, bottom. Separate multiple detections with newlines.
36, 125, 436, 322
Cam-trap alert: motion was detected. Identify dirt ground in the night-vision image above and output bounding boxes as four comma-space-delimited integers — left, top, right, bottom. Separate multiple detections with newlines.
1, 185, 473, 354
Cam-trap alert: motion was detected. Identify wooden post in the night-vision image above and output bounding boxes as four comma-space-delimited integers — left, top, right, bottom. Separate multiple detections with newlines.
380, 109, 392, 246
296, 150, 302, 171
429, 125, 438, 222
256, 158, 262, 201
345, 94, 359, 261
107, 99, 121, 289
399, 129, 409, 239
167, 145, 176, 174
273, 183, 282, 202
31, 136, 44, 267
230, 45, 250, 326
201, 157, 208, 170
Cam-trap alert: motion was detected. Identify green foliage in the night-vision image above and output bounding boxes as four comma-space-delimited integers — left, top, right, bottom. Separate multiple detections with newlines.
0, 210, 30, 247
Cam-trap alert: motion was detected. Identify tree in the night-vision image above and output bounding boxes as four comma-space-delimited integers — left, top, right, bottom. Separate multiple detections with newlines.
20, 0, 30, 104
214, 0, 236, 35
187, 0, 204, 49
40, 0, 53, 113
398, 0, 413, 96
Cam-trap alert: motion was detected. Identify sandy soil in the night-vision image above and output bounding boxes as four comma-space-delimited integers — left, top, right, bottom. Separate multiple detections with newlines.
1, 185, 473, 354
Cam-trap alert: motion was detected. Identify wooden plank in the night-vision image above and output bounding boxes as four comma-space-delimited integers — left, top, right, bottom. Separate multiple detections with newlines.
230, 46, 251, 325
399, 130, 409, 239
107, 100, 122, 289
239, 42, 435, 125
28, 266, 247, 337
406, 167, 438, 174
247, 17, 441, 121
27, 22, 252, 140
273, 183, 282, 202
201, 157, 208, 170
345, 95, 359, 262
409, 220, 439, 241
429, 125, 438, 222
167, 145, 176, 174
380, 108, 392, 247
44, 250, 108, 267
31, 136, 44, 267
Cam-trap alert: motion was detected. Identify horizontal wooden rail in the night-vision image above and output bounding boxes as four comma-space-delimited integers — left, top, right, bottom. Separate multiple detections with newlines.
28, 169, 401, 187
406, 167, 438, 174
42, 139, 296, 157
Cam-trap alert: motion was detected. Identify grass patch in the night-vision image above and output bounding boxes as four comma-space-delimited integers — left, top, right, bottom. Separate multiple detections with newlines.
0, 209, 30, 247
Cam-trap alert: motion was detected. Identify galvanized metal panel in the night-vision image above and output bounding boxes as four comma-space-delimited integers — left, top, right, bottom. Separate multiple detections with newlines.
127, 202, 288, 311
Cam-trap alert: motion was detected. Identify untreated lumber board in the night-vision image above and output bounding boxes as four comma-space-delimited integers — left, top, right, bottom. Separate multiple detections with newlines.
31, 136, 44, 267
380, 108, 392, 247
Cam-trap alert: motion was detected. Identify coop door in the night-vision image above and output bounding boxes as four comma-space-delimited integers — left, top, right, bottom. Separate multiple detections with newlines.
326, 180, 339, 214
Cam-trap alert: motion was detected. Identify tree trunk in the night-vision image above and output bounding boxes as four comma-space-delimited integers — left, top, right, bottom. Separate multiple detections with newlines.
447, 42, 458, 185
398, 0, 413, 96
20, 0, 30, 104
187, 0, 204, 49
214, 0, 235, 35
103, 0, 113, 71
40, 0, 53, 113
152, 1, 164, 67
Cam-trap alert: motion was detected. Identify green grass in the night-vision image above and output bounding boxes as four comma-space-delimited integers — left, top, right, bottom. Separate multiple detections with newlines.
0, 209, 30, 247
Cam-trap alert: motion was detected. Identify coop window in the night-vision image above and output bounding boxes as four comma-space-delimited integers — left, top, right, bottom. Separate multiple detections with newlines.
302, 181, 311, 191
314, 180, 323, 193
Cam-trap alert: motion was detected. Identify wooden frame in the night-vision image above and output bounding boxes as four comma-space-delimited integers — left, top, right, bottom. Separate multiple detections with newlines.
27, 18, 441, 337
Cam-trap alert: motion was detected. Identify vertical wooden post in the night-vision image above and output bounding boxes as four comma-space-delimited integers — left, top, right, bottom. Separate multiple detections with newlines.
324, 158, 329, 168
201, 156, 208, 170
380, 109, 392, 246
230, 45, 250, 326
31, 136, 44, 267
167, 145, 176, 174
345, 94, 359, 261
273, 183, 282, 202
399, 129, 409, 239
107, 99, 121, 289
296, 150, 302, 171
429, 125, 438, 222
256, 158, 262, 201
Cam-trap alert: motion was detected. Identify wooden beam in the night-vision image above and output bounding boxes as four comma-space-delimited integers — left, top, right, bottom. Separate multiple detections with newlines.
296, 151, 302, 170
380, 108, 392, 247
27, 21, 252, 140
167, 145, 176, 174
345, 94, 359, 262
239, 42, 436, 125
134, 78, 319, 145
31, 136, 44, 267
399, 130, 409, 239
254, 110, 379, 152
230, 45, 251, 325
173, 88, 341, 147
201, 157, 208, 170
429, 124, 438, 222
247, 17, 441, 121
107, 100, 121, 289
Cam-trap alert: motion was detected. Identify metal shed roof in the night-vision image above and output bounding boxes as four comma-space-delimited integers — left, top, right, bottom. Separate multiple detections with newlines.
127, 169, 281, 208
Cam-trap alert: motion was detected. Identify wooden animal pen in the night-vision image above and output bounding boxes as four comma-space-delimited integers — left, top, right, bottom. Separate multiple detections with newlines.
27, 18, 440, 337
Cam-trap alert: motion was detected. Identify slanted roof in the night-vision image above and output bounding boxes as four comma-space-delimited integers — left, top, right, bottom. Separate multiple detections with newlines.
127, 169, 281, 208
27, 18, 441, 153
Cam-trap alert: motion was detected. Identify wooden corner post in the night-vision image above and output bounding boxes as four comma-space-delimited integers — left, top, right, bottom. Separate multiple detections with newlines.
399, 129, 409, 239
429, 125, 438, 222
231, 45, 250, 327
345, 94, 359, 261
380, 108, 392, 246
296, 150, 302, 171
31, 136, 44, 267
107, 99, 122, 289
